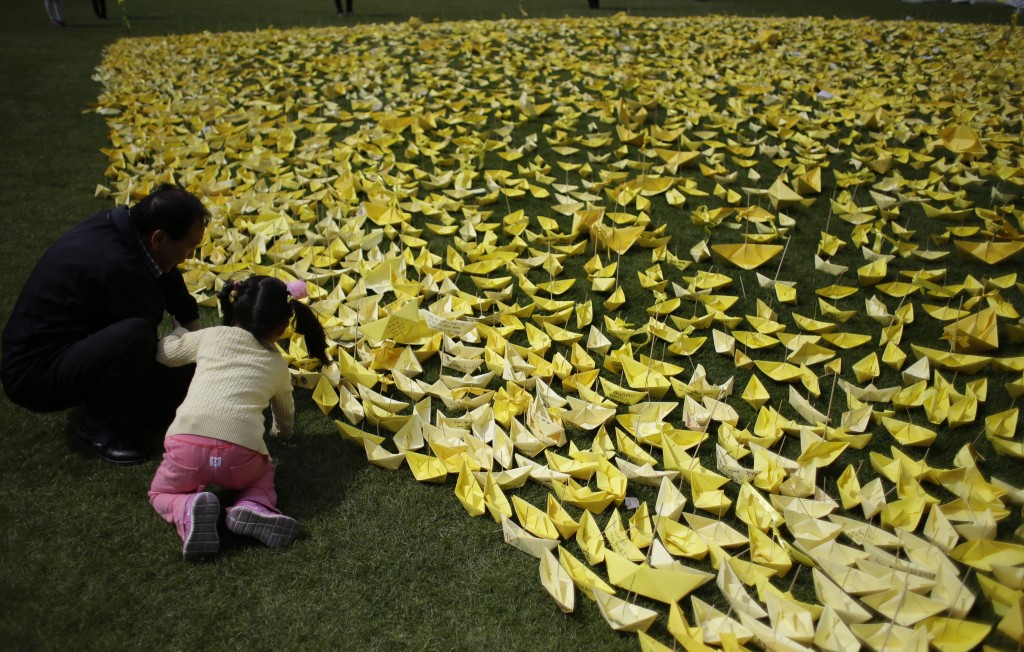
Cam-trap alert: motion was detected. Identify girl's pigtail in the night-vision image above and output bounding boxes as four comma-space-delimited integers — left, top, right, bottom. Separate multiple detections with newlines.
218, 282, 236, 326
291, 300, 329, 364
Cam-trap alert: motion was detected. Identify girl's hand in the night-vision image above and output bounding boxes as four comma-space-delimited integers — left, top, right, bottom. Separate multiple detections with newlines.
270, 423, 293, 441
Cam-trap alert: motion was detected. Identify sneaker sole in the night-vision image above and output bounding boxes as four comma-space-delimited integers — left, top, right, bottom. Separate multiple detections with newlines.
183, 493, 220, 560
225, 508, 299, 548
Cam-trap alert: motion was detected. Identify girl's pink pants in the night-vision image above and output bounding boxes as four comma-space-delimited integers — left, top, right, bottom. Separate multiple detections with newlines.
149, 434, 279, 540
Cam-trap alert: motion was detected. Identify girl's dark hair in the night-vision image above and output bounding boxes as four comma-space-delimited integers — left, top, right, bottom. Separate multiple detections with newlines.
217, 276, 329, 363
130, 184, 210, 239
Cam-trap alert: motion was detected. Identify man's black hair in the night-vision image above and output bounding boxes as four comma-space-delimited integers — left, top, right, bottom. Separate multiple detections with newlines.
129, 184, 210, 239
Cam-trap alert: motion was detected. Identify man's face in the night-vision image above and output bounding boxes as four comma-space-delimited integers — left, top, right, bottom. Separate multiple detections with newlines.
148, 220, 206, 273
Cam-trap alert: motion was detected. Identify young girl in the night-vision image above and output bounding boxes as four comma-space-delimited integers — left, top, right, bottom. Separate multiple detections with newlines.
149, 275, 328, 559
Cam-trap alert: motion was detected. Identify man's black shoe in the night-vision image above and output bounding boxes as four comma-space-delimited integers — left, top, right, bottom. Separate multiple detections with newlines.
73, 421, 148, 465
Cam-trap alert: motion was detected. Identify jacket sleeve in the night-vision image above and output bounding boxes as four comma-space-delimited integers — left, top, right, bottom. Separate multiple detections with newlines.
156, 326, 202, 367
159, 270, 200, 326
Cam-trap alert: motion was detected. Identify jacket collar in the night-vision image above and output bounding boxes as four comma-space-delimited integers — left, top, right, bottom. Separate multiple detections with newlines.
108, 205, 163, 278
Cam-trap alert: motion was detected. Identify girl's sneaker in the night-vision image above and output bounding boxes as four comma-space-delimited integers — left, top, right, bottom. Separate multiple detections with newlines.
182, 492, 220, 560
225, 501, 300, 548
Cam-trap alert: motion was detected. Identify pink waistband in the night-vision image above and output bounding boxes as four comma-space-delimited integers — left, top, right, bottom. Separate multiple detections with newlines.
169, 434, 227, 446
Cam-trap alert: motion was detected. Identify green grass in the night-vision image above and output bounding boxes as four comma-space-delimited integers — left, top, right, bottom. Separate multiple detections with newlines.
2, 1, 1023, 650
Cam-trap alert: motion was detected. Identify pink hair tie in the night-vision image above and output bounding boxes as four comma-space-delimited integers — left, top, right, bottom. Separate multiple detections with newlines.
287, 280, 308, 300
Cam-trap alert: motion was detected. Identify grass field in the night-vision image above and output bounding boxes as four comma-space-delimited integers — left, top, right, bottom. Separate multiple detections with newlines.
2, 1, 1023, 650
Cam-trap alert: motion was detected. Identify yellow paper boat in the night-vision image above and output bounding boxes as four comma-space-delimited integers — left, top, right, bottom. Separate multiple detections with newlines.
473, 465, 531, 491
814, 605, 859, 652
768, 177, 805, 209
655, 476, 688, 521
553, 477, 615, 514
881, 342, 907, 370
483, 472, 513, 523
511, 495, 560, 540
855, 557, 934, 595
763, 588, 816, 644
667, 602, 717, 652
748, 524, 792, 577
811, 567, 872, 624
999, 594, 1024, 644
911, 344, 991, 374
955, 239, 1024, 264
796, 429, 848, 467
502, 516, 558, 559
613, 428, 658, 466
561, 395, 616, 431
509, 418, 551, 457
850, 621, 928, 652
787, 341, 836, 366
594, 223, 647, 255
951, 539, 1024, 571
593, 588, 659, 633
454, 461, 486, 517
539, 548, 575, 613
796, 167, 822, 195
881, 416, 936, 447
393, 413, 426, 452
986, 407, 1020, 439
741, 374, 771, 410
851, 353, 880, 384
683, 512, 748, 549
637, 630, 676, 652
615, 457, 679, 487
619, 356, 672, 398
708, 545, 779, 588
711, 242, 784, 270
404, 450, 448, 483
691, 596, 753, 646
821, 331, 871, 349
755, 360, 804, 383
923, 505, 960, 553
939, 124, 986, 155
690, 470, 734, 516
359, 299, 435, 344
737, 612, 811, 652
657, 516, 710, 560
575, 510, 606, 565
544, 449, 598, 482
335, 347, 379, 388
836, 465, 862, 510
736, 482, 784, 532
557, 545, 615, 600
626, 503, 654, 552
717, 560, 768, 620
980, 573, 1021, 617
716, 445, 757, 485
857, 258, 887, 286
812, 557, 875, 598
362, 437, 406, 470
334, 419, 380, 447
827, 514, 902, 548
600, 377, 648, 405
942, 305, 999, 351
546, 493, 580, 539
922, 616, 991, 652
604, 549, 713, 604
312, 374, 339, 416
